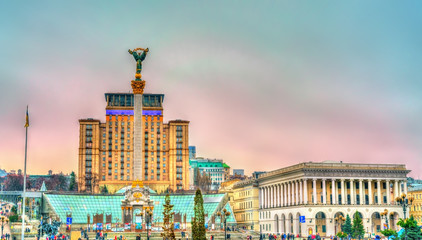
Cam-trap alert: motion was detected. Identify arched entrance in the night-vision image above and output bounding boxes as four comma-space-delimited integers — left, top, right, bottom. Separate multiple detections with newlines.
288, 213, 294, 234
315, 212, 326, 236
371, 212, 381, 234
389, 212, 399, 230
296, 212, 301, 236
333, 212, 345, 235
274, 214, 279, 233
281, 214, 286, 233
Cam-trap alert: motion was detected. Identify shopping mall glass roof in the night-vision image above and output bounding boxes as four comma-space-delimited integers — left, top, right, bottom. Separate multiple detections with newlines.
44, 193, 235, 224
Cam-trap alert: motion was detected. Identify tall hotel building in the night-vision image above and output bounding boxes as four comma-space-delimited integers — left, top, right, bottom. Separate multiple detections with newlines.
78, 93, 189, 193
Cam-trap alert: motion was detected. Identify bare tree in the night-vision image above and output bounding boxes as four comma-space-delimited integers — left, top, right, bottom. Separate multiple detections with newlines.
195, 169, 212, 193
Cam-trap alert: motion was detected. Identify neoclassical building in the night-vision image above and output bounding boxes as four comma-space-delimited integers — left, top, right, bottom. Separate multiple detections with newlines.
258, 161, 410, 237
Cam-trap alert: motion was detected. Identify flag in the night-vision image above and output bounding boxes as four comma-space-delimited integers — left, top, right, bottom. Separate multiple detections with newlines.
24, 106, 29, 128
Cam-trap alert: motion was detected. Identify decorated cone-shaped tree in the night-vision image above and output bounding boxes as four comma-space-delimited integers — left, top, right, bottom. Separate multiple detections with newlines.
192, 189, 206, 240
352, 211, 365, 240
161, 194, 176, 240
342, 214, 352, 236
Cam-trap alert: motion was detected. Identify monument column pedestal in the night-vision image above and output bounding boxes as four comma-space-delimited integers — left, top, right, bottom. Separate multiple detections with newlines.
131, 80, 146, 181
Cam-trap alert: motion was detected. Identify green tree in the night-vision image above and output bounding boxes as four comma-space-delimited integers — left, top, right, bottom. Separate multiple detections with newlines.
192, 189, 206, 240
380, 229, 397, 238
342, 214, 352, 236
161, 194, 175, 240
397, 215, 422, 240
352, 211, 365, 239
336, 232, 347, 239
68, 171, 77, 191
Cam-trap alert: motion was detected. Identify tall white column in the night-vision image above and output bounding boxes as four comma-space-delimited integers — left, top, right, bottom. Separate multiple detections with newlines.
368, 180, 373, 205
350, 179, 355, 204
278, 184, 281, 207
331, 179, 336, 204
404, 181, 408, 194
295, 181, 299, 205
322, 179, 327, 204
377, 180, 381, 205
133, 92, 143, 180
394, 180, 399, 198
303, 179, 308, 204
299, 180, 303, 204
341, 179, 345, 205
259, 188, 262, 208
288, 182, 291, 206
359, 180, 363, 205
283, 183, 287, 206
277, 185, 280, 207
270, 186, 274, 207
386, 180, 391, 204
313, 179, 317, 204
280, 184, 284, 206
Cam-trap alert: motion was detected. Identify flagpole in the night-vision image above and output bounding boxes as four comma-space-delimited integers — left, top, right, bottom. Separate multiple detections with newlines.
21, 106, 29, 240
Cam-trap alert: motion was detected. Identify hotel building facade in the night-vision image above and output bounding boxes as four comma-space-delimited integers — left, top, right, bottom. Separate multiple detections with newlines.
408, 186, 422, 225
78, 93, 190, 193
258, 162, 410, 237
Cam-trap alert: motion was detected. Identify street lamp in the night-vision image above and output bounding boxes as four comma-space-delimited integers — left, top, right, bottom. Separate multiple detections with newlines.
334, 215, 346, 235
395, 193, 414, 240
380, 209, 389, 230
143, 207, 153, 240
1, 216, 9, 236
217, 208, 231, 240
395, 193, 414, 219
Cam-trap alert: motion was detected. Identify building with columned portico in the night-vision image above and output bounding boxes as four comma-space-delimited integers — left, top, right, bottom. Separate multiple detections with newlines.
258, 161, 410, 237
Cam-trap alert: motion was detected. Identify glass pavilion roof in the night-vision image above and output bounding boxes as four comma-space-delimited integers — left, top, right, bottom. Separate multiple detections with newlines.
44, 193, 235, 224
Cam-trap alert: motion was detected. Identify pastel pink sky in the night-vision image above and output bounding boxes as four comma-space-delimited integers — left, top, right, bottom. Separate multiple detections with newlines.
1, 1, 421, 177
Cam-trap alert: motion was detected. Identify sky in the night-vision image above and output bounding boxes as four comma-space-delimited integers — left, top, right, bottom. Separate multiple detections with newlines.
0, 1, 421, 177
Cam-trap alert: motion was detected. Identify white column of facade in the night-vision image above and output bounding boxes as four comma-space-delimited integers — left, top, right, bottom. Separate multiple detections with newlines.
271, 185, 275, 207
266, 187, 269, 208
283, 183, 287, 206
274, 185, 277, 207
290, 182, 294, 205
368, 180, 373, 205
394, 180, 399, 198
377, 180, 381, 204
303, 179, 308, 204
322, 179, 327, 204
277, 185, 280, 207
359, 179, 363, 205
259, 188, 263, 208
331, 179, 336, 204
277, 184, 281, 207
280, 184, 285, 206
386, 180, 391, 204
313, 179, 317, 204
287, 182, 291, 206
341, 179, 345, 205
263, 187, 267, 208
350, 179, 355, 204
295, 180, 299, 205
404, 180, 408, 194
299, 180, 303, 204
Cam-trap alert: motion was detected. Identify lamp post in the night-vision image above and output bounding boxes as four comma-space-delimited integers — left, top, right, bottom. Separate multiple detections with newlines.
217, 208, 231, 240
334, 215, 345, 235
380, 209, 389, 230
395, 193, 414, 240
1, 216, 9, 236
144, 207, 153, 240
